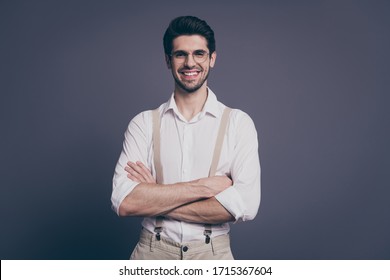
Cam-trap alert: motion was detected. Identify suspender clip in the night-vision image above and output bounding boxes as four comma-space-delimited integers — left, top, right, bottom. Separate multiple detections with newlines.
204, 229, 211, 244
154, 227, 162, 241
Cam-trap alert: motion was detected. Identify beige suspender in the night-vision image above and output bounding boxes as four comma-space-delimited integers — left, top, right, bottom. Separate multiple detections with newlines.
204, 107, 232, 243
209, 107, 232, 177
152, 107, 232, 242
152, 109, 164, 240
152, 109, 163, 184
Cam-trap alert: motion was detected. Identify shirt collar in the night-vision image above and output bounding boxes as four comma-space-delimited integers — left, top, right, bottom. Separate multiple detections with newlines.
163, 87, 222, 120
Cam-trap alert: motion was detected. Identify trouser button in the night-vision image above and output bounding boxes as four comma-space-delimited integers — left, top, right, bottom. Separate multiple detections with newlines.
182, 246, 188, 252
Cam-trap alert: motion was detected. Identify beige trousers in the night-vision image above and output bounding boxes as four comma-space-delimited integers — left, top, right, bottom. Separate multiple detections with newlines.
130, 228, 234, 260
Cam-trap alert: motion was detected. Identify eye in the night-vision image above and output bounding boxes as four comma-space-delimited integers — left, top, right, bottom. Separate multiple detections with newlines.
173, 51, 187, 58
194, 50, 207, 58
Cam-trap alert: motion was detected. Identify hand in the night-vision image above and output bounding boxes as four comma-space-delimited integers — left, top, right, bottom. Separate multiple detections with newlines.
195, 176, 233, 196
125, 161, 156, 183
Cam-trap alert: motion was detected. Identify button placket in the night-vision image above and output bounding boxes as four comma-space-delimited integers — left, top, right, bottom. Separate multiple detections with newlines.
182, 124, 190, 180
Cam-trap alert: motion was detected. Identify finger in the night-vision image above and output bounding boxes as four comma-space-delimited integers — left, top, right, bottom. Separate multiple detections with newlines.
136, 161, 150, 172
136, 162, 154, 183
127, 161, 136, 168
128, 162, 149, 182
136, 161, 155, 183
125, 165, 146, 182
127, 173, 140, 183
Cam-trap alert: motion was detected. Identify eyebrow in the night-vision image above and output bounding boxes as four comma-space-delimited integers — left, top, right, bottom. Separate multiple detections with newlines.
172, 49, 207, 54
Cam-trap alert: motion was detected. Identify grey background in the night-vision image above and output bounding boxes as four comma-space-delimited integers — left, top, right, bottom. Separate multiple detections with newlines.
1, 0, 389, 259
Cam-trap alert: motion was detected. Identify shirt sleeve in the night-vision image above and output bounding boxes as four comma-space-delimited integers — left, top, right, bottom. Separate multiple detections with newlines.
215, 110, 261, 222
111, 111, 151, 215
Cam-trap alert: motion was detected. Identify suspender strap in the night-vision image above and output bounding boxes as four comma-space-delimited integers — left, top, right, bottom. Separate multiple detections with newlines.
205, 107, 232, 243
209, 107, 232, 177
152, 109, 163, 184
152, 109, 164, 241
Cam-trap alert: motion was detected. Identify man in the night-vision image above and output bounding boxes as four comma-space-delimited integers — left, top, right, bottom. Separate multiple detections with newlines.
111, 16, 261, 260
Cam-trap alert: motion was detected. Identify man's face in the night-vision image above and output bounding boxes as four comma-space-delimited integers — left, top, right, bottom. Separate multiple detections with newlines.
167, 35, 216, 93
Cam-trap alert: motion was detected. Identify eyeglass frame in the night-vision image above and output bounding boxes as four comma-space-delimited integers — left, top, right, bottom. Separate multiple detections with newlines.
168, 49, 211, 64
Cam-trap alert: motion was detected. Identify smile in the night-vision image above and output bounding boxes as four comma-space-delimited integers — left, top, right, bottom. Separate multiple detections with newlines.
180, 70, 201, 79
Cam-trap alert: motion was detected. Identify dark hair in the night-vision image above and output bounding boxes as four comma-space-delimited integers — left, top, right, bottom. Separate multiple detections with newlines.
163, 16, 216, 56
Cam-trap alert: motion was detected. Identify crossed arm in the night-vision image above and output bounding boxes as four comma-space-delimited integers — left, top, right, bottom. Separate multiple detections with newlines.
118, 161, 235, 224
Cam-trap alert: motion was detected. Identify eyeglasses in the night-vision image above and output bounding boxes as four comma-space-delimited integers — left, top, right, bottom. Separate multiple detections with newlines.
169, 50, 209, 64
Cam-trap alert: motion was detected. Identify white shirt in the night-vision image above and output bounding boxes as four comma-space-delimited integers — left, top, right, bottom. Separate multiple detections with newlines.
111, 88, 261, 242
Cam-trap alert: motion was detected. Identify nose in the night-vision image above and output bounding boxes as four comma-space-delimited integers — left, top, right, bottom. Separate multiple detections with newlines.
184, 54, 196, 67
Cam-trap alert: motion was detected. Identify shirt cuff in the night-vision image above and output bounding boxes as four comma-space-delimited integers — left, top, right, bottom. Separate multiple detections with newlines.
215, 185, 247, 223
111, 178, 137, 215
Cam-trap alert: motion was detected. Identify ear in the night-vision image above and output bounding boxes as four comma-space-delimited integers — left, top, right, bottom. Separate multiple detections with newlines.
165, 54, 172, 69
210, 51, 217, 68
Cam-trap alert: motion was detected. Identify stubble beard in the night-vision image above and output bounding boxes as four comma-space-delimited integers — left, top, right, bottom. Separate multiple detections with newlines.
173, 69, 210, 94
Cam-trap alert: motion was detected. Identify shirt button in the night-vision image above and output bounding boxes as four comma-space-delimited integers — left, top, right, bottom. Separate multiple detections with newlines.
182, 246, 188, 252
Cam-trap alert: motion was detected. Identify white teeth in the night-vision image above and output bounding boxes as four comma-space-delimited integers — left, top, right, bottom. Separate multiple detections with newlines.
183, 72, 198, 76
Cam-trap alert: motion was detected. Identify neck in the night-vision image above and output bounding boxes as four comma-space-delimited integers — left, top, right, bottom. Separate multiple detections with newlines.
174, 84, 208, 121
